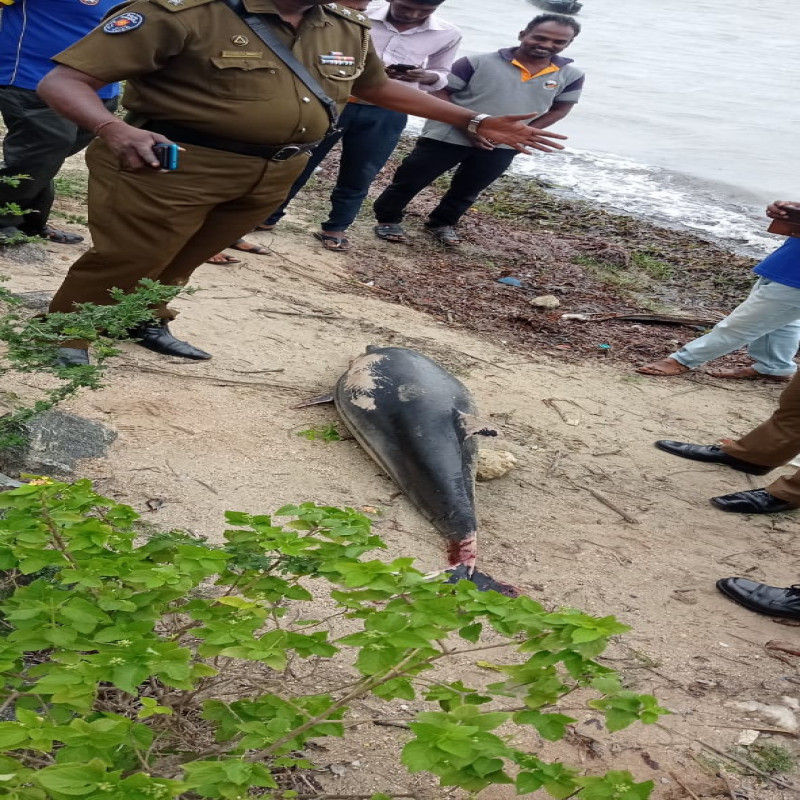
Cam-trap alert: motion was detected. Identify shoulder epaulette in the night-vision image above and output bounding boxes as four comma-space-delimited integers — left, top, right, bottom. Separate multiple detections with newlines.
149, 0, 217, 12
323, 3, 371, 27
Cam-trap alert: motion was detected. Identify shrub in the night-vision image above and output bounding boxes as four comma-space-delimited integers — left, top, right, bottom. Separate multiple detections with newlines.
0, 478, 667, 799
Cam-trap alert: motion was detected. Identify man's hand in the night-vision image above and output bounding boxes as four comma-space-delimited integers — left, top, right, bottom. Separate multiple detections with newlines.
767, 201, 800, 219
386, 66, 438, 85
468, 133, 496, 151
100, 122, 174, 171
478, 113, 566, 153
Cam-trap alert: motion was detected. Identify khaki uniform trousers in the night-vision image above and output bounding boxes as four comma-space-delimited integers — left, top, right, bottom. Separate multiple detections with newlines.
49, 138, 309, 346
722, 371, 800, 505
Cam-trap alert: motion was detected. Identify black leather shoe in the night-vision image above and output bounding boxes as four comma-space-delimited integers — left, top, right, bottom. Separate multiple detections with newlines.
54, 347, 90, 367
654, 440, 772, 475
128, 321, 211, 360
717, 577, 800, 619
710, 488, 798, 514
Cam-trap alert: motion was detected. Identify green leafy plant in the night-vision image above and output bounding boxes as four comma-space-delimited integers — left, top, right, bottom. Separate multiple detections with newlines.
296, 424, 342, 443
0, 279, 185, 450
0, 478, 668, 799
0, 175, 37, 246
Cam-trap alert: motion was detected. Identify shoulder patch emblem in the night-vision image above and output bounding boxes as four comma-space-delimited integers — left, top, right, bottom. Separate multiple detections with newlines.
80, 0, 101, 5
103, 12, 145, 33
543, 79, 558, 89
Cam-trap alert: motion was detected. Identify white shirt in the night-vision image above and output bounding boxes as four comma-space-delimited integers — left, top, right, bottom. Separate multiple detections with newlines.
366, 0, 462, 92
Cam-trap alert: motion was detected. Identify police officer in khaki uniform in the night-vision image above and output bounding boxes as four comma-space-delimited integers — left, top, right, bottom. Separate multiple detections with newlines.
38, 0, 567, 365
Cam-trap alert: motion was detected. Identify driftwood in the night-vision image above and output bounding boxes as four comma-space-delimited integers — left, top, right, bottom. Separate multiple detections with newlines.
572, 312, 721, 328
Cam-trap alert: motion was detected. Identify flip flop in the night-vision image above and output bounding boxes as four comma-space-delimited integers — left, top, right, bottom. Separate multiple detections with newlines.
313, 231, 350, 252
707, 366, 791, 382
374, 223, 407, 243
205, 252, 241, 265
41, 227, 84, 244
635, 358, 690, 376
230, 238, 269, 255
254, 223, 276, 231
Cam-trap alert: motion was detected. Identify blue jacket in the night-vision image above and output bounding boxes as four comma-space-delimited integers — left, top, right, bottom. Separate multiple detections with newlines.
0, 0, 119, 98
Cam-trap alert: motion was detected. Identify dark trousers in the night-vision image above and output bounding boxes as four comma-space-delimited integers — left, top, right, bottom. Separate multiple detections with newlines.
264, 102, 407, 231
0, 85, 118, 234
372, 136, 517, 228
722, 371, 800, 505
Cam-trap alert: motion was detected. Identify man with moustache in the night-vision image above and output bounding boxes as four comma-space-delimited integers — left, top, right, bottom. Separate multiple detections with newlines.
259, 0, 462, 252
372, 13, 584, 246
36, 0, 565, 366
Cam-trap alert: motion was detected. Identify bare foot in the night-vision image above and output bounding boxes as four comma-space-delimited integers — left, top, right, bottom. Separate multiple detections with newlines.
636, 358, 690, 376
707, 366, 790, 382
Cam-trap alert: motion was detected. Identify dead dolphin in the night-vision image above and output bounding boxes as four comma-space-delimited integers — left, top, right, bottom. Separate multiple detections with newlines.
321, 345, 517, 596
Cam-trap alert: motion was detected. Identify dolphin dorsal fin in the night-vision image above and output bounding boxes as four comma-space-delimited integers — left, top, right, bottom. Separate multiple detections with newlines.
455, 410, 501, 439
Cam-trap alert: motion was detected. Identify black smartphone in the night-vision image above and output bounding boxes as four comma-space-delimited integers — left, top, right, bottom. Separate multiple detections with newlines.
389, 64, 417, 72
152, 143, 179, 170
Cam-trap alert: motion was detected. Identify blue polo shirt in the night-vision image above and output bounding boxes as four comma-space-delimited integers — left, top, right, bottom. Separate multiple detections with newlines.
753, 237, 800, 289
0, 0, 119, 99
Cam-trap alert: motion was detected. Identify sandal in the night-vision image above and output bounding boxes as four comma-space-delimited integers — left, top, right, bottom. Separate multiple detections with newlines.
313, 231, 350, 252
205, 252, 241, 265
254, 222, 276, 232
426, 225, 461, 246
230, 238, 269, 255
41, 226, 84, 244
374, 223, 407, 243
636, 358, 690, 376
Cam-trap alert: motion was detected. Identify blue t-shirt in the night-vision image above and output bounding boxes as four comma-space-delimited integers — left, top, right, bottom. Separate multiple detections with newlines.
0, 0, 119, 99
753, 237, 800, 289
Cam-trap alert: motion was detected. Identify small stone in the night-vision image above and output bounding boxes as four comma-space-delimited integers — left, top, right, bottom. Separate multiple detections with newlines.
0, 242, 48, 264
529, 294, 560, 310
476, 449, 518, 481
8, 291, 53, 312
737, 729, 760, 746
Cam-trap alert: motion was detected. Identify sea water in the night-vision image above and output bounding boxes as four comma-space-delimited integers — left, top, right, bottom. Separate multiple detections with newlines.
410, 0, 800, 256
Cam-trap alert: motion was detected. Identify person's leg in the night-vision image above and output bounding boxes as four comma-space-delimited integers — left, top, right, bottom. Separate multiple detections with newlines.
722, 371, 800, 472
157, 154, 308, 290
260, 124, 345, 228
322, 105, 408, 234
669, 279, 800, 372
0, 86, 84, 235
372, 138, 468, 225
425, 147, 517, 229
745, 316, 800, 376
49, 140, 307, 345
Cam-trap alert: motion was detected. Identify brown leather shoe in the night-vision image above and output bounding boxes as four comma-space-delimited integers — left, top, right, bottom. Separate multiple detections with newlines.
707, 366, 791, 382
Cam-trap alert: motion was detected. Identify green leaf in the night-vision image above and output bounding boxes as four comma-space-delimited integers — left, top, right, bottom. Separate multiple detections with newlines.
0, 723, 28, 749
515, 710, 576, 741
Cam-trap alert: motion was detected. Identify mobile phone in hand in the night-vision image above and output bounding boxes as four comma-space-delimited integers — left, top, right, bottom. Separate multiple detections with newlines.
152, 143, 179, 170
389, 64, 417, 72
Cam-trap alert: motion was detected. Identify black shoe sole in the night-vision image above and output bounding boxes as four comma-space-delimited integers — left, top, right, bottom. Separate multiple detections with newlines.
654, 441, 772, 475
135, 341, 212, 360
716, 579, 800, 619
710, 496, 797, 514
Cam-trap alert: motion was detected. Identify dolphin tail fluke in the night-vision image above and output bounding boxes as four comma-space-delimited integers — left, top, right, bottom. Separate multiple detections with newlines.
445, 564, 521, 597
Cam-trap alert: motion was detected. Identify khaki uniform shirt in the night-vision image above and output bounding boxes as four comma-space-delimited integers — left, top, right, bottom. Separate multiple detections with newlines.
53, 0, 388, 145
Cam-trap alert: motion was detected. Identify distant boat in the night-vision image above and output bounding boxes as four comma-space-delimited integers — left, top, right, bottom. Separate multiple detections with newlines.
531, 0, 582, 13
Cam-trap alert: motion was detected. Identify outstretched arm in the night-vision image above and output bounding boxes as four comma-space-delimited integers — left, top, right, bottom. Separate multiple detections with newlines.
354, 79, 567, 153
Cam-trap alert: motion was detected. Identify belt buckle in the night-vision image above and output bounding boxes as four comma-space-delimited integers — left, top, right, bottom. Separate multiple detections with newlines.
271, 145, 303, 162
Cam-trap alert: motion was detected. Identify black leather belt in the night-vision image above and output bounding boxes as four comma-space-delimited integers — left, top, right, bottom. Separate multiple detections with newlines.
137, 120, 320, 161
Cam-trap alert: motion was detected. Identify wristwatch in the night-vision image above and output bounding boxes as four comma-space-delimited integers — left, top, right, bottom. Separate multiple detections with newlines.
466, 113, 491, 136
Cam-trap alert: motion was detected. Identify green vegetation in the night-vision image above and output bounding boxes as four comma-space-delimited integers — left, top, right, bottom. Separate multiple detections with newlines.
296, 423, 342, 443
0, 278, 185, 450
0, 478, 668, 799
746, 743, 796, 775
53, 172, 89, 203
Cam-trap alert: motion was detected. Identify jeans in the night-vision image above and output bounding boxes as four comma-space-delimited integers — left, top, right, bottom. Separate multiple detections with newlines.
264, 103, 407, 231
671, 277, 800, 376
372, 136, 517, 228
0, 85, 118, 234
